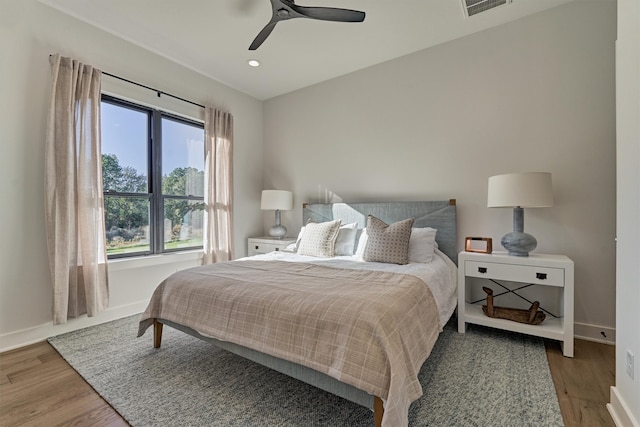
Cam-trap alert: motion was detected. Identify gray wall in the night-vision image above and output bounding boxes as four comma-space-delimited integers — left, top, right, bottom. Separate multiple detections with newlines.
0, 0, 618, 351
264, 1, 617, 336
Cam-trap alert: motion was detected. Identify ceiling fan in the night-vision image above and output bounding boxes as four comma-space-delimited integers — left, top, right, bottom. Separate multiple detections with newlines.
249, 0, 366, 50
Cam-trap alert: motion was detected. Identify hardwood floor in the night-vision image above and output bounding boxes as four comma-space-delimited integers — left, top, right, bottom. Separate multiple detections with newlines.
1, 338, 615, 426
545, 339, 616, 427
0, 342, 127, 427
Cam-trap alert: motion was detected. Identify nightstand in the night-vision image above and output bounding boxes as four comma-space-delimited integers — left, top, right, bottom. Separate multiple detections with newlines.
247, 236, 297, 256
457, 251, 574, 357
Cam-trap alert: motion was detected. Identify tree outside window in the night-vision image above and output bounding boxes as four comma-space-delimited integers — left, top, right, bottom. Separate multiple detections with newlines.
101, 96, 204, 257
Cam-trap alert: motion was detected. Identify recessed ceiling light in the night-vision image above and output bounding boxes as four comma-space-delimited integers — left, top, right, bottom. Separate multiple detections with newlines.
247, 59, 260, 67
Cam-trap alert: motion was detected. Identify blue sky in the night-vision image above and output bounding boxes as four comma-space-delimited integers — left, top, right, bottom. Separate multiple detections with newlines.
101, 101, 204, 177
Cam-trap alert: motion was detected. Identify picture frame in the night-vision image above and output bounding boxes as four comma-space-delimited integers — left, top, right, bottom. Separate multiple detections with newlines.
465, 237, 493, 254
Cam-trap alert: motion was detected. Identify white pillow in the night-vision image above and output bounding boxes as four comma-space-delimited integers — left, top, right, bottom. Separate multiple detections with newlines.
354, 228, 368, 260
408, 227, 438, 263
297, 220, 342, 257
294, 227, 305, 250
335, 222, 358, 256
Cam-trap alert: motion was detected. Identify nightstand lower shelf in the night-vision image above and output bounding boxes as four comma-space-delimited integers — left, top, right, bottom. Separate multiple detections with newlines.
463, 303, 565, 341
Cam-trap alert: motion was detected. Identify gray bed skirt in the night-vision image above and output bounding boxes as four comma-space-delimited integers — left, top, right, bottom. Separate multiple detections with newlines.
160, 319, 375, 409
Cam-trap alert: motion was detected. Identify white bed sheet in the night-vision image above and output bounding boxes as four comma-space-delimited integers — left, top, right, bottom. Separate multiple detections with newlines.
239, 248, 458, 327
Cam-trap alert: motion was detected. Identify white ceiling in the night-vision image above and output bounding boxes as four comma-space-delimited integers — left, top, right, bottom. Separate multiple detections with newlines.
39, 0, 575, 100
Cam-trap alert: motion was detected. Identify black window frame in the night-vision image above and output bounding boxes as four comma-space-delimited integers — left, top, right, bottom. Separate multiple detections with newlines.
101, 94, 205, 259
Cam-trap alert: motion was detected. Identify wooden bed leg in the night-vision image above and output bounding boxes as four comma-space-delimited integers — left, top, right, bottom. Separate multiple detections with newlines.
153, 319, 163, 348
373, 396, 384, 427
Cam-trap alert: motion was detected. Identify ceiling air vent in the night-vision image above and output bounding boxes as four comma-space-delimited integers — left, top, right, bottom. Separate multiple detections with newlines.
461, 0, 512, 17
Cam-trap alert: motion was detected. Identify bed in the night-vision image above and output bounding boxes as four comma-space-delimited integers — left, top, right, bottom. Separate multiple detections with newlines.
138, 200, 458, 427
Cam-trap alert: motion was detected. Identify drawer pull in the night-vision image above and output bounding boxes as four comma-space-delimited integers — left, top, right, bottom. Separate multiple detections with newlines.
536, 272, 547, 280
255, 245, 259, 250
275, 247, 280, 251
478, 267, 487, 274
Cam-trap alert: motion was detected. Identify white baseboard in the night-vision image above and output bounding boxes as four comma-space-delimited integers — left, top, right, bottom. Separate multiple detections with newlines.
0, 301, 148, 353
608, 386, 640, 427
575, 322, 616, 345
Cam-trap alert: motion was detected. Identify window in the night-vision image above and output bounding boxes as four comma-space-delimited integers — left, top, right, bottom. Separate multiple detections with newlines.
101, 95, 204, 258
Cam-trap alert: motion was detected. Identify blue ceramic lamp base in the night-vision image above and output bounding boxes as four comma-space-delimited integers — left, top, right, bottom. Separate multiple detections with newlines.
502, 207, 537, 257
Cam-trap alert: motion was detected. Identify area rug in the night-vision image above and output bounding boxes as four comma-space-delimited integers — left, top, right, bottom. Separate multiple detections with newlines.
48, 315, 563, 426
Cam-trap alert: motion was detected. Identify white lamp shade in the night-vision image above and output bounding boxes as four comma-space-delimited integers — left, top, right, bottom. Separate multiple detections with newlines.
487, 172, 553, 208
261, 190, 293, 210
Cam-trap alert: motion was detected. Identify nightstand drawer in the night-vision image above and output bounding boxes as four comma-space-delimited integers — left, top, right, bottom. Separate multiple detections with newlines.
465, 260, 565, 287
251, 242, 284, 254
247, 237, 297, 257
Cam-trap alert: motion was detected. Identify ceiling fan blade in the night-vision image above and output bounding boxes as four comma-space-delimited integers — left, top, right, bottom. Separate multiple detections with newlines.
292, 5, 365, 22
249, 0, 365, 50
249, 21, 278, 50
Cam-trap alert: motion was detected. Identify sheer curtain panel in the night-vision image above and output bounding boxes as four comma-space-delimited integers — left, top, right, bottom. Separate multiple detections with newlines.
203, 108, 234, 264
45, 54, 109, 324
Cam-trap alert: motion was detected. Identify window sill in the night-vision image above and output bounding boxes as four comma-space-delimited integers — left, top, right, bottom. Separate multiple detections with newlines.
107, 250, 203, 272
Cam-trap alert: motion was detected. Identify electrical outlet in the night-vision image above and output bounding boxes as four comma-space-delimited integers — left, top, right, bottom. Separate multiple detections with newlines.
626, 350, 635, 380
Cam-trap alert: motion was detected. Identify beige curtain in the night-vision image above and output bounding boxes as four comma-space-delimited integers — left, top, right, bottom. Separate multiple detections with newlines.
45, 54, 108, 324
203, 107, 234, 264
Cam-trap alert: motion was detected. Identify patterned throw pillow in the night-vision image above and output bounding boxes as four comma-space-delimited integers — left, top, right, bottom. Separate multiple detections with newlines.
297, 220, 342, 257
295, 222, 358, 256
363, 216, 414, 265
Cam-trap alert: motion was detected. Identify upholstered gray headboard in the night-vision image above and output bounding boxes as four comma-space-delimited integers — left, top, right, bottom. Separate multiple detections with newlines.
302, 200, 457, 264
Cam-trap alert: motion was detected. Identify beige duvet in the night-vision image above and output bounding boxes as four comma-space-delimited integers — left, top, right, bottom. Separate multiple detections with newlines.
138, 260, 442, 427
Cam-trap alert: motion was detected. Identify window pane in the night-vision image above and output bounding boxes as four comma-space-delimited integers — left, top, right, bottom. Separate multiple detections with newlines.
104, 196, 150, 255
162, 117, 204, 197
163, 198, 204, 250
101, 101, 149, 192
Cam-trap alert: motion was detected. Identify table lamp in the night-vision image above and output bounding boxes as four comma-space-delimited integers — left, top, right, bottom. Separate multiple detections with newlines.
261, 190, 293, 239
487, 172, 553, 257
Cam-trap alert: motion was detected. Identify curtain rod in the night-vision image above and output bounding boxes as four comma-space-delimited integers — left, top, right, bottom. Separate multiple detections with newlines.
102, 71, 205, 109
49, 54, 205, 109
